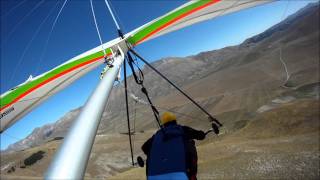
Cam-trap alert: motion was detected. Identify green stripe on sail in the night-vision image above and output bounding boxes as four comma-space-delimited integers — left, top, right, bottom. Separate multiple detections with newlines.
0, 48, 111, 109
127, 0, 211, 45
1, 0, 213, 108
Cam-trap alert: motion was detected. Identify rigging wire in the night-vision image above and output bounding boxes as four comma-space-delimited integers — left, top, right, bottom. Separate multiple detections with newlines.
50, 0, 69, 32
1, 132, 23, 141
1, 0, 250, 161
110, 78, 204, 129
119, 89, 215, 137
131, 100, 137, 156
2, 76, 265, 112
90, 0, 107, 57
8, 1, 61, 88
116, 80, 161, 129
127, 0, 242, 92
115, 69, 208, 123
121, 79, 215, 123
104, 0, 127, 33
127, 52, 161, 128
35, 0, 69, 75
123, 54, 135, 166
103, 0, 125, 39
103, 0, 124, 39
2, 0, 45, 45
103, 0, 120, 31
1, 0, 298, 174
130, 49, 222, 127
0, 0, 27, 18
102, 0, 136, 166
281, 0, 290, 20
134, 102, 207, 124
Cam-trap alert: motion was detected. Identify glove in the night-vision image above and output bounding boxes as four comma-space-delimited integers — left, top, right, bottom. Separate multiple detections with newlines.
198, 131, 206, 140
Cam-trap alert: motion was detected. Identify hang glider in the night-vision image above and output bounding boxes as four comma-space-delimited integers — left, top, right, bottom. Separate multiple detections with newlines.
0, 0, 271, 133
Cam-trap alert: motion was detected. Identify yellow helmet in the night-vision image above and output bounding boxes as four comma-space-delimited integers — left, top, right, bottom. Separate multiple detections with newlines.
160, 112, 176, 125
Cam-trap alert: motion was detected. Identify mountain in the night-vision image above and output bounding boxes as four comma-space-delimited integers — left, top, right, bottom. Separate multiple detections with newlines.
243, 2, 319, 46
1, 2, 319, 179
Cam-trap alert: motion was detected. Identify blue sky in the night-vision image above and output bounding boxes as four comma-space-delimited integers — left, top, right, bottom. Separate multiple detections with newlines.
0, 0, 317, 150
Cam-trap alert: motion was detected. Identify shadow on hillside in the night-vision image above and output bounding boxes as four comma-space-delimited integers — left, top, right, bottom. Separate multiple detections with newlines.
20, 151, 45, 168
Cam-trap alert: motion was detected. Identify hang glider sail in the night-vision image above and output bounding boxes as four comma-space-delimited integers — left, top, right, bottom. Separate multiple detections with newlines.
0, 0, 271, 133
0, 38, 127, 133
127, 0, 271, 45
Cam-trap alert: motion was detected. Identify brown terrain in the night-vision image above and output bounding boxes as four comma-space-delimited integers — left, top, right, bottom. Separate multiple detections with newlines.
1, 2, 319, 180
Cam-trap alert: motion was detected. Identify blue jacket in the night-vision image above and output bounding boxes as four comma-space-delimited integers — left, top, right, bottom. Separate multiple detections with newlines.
142, 121, 205, 177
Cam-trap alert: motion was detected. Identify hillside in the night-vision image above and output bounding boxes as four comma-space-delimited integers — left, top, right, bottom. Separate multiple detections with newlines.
1, 2, 319, 180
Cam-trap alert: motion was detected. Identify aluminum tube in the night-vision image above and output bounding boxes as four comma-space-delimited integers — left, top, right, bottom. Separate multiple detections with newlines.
45, 50, 125, 179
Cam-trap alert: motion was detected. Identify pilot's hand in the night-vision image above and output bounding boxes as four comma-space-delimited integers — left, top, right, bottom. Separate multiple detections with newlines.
199, 131, 206, 140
